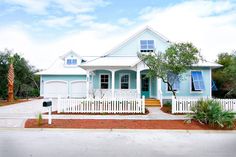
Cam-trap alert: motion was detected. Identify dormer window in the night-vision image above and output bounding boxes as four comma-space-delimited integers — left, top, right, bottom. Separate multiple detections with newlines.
140, 40, 154, 52
66, 59, 77, 65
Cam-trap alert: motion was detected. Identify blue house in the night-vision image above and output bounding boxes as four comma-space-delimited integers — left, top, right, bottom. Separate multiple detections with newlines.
37, 27, 221, 102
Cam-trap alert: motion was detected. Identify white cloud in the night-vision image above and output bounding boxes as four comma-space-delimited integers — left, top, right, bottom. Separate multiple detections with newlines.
0, 24, 125, 69
138, 0, 236, 61
39, 16, 74, 28
76, 14, 96, 22
118, 18, 135, 26
1, 0, 49, 14
55, 0, 110, 14
0, 0, 236, 70
1, 0, 109, 14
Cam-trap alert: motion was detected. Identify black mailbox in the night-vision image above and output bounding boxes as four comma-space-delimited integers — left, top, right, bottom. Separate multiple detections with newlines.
43, 101, 52, 107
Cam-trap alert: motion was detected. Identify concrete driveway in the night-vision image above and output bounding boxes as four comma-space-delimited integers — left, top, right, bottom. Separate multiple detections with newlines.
0, 99, 57, 128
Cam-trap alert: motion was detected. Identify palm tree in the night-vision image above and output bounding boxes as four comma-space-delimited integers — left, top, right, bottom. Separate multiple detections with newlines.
7, 57, 14, 102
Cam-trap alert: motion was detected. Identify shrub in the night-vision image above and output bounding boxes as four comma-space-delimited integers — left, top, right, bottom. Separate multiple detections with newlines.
37, 113, 43, 126
163, 101, 172, 107
189, 99, 235, 128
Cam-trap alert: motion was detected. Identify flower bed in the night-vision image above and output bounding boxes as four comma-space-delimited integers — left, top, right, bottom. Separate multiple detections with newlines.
25, 119, 236, 130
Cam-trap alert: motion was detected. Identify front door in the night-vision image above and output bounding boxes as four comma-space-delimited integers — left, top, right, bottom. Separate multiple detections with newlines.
141, 74, 149, 98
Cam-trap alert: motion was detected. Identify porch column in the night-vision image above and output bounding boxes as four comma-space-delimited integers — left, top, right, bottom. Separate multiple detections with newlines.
86, 70, 90, 98
158, 78, 163, 107
136, 70, 141, 98
111, 70, 115, 98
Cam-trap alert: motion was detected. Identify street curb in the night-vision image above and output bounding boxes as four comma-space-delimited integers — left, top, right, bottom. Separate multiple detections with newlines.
1, 127, 236, 133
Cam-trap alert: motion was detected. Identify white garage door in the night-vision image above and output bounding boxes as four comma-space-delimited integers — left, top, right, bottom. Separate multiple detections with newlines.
44, 81, 68, 98
70, 81, 86, 98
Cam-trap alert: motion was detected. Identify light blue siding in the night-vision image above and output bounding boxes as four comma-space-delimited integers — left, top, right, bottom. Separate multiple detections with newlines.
151, 77, 157, 97
162, 67, 211, 98
109, 29, 169, 56
93, 70, 112, 89
115, 70, 136, 89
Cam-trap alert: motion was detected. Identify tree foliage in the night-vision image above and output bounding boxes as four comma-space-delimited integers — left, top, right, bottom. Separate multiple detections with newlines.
0, 49, 39, 99
138, 42, 199, 98
213, 52, 236, 98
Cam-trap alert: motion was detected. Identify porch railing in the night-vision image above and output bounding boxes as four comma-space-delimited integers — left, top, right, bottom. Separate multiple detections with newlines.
172, 96, 236, 114
89, 89, 139, 99
57, 96, 145, 114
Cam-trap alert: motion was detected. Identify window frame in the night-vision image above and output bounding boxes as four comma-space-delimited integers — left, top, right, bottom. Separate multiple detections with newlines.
99, 73, 110, 89
190, 70, 205, 93
140, 40, 155, 53
119, 73, 130, 89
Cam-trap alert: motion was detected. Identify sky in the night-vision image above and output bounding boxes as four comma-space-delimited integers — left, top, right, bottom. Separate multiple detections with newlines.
0, 0, 235, 69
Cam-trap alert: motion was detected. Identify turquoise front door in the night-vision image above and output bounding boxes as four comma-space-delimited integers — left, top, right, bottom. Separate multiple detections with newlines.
141, 74, 149, 98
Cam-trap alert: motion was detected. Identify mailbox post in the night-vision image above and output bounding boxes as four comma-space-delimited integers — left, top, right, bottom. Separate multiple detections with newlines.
43, 100, 52, 124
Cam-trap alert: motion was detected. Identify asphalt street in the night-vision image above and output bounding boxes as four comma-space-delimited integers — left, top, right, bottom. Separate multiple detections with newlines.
0, 129, 235, 157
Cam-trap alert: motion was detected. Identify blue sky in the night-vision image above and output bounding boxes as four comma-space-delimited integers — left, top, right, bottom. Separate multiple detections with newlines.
0, 0, 235, 69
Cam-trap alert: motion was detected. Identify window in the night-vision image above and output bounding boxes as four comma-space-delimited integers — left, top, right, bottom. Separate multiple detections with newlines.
140, 40, 154, 52
66, 59, 77, 65
100, 74, 109, 89
120, 74, 129, 89
167, 73, 180, 91
191, 71, 205, 91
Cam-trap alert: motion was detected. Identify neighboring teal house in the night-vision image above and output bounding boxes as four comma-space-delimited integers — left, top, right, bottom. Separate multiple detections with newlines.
37, 27, 221, 100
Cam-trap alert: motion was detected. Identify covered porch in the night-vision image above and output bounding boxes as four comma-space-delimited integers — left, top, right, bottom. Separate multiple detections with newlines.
84, 67, 162, 101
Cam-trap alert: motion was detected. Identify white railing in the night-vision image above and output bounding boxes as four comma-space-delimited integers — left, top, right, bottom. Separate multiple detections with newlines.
89, 89, 139, 99
172, 96, 236, 114
57, 96, 145, 114
114, 89, 139, 99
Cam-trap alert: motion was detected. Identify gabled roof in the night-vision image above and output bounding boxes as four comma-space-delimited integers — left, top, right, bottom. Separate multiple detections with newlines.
104, 26, 170, 57
81, 26, 170, 68
36, 51, 86, 75
60, 50, 82, 60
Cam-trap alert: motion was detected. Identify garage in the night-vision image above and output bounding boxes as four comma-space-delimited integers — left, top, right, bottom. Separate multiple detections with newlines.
70, 81, 87, 98
44, 81, 68, 98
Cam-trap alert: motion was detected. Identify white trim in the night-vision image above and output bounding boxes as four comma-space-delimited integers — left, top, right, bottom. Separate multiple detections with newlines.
119, 73, 130, 89
190, 70, 204, 94
99, 73, 110, 89
139, 39, 155, 53
44, 80, 68, 84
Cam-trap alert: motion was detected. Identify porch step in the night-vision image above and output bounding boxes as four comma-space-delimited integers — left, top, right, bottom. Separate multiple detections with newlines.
145, 99, 161, 107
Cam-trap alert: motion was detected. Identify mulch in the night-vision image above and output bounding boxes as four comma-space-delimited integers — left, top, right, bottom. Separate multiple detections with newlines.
25, 119, 236, 130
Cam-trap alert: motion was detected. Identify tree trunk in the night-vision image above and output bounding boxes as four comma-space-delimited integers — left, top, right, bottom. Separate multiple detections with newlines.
7, 63, 14, 102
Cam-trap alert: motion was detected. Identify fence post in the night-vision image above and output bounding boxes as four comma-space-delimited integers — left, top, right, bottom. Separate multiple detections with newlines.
142, 95, 145, 114
171, 96, 176, 114
57, 96, 61, 113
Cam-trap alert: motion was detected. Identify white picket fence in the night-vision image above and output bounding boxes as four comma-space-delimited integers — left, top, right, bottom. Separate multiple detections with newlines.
172, 96, 236, 114
57, 96, 145, 114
